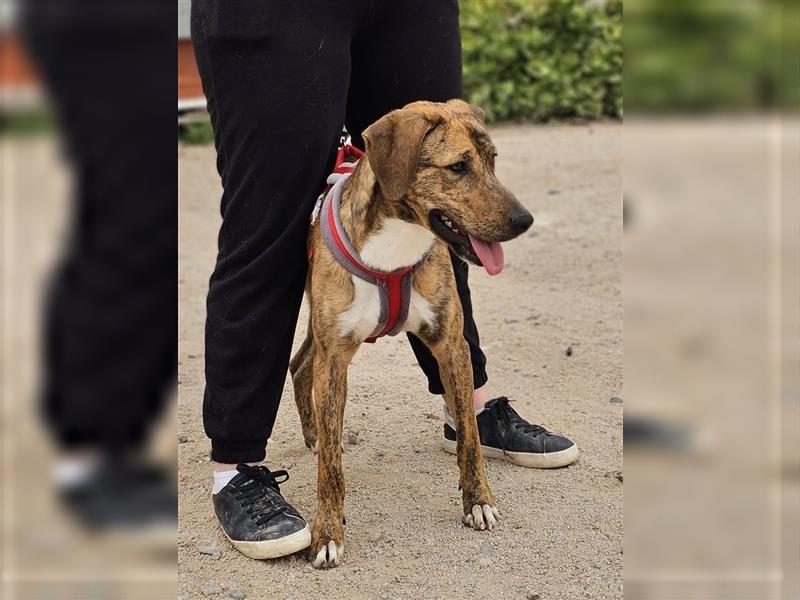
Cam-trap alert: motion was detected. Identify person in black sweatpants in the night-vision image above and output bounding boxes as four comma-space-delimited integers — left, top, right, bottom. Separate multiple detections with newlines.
193, 0, 577, 561
193, 0, 482, 465
21, 0, 176, 531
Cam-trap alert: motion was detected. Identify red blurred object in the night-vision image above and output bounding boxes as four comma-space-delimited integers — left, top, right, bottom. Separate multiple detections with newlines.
0, 32, 204, 110
178, 38, 204, 110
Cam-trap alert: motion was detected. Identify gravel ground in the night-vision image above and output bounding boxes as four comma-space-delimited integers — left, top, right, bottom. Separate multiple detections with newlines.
178, 122, 623, 600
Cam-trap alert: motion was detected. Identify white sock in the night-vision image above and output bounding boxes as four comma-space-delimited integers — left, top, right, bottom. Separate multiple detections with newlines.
443, 405, 487, 424
53, 455, 102, 490
212, 469, 238, 494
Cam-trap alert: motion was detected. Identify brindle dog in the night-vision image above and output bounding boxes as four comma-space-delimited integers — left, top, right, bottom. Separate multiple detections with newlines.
290, 99, 533, 568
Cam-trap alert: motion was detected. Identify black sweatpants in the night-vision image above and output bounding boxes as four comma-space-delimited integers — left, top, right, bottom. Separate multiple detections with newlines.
192, 0, 488, 464
21, 2, 177, 453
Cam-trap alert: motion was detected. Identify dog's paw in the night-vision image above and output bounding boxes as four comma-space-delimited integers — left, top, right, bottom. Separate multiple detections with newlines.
462, 504, 499, 531
310, 539, 344, 569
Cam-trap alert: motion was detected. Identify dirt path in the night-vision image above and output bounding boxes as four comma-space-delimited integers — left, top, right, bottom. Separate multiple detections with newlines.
178, 123, 623, 600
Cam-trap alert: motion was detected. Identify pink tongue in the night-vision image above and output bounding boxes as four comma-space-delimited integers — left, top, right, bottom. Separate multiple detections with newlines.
467, 233, 505, 276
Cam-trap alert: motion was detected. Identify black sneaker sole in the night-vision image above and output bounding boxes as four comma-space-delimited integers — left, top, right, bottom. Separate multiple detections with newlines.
442, 437, 579, 469
224, 525, 311, 560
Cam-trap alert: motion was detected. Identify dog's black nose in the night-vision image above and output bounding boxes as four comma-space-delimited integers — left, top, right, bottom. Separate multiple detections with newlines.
508, 209, 534, 234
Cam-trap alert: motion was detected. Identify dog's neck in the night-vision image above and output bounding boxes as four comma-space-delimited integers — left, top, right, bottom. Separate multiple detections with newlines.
339, 158, 435, 272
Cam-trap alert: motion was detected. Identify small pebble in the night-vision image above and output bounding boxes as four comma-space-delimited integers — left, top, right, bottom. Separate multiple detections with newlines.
198, 545, 221, 559
178, 434, 189, 443
281, 458, 296, 470
200, 583, 223, 596
228, 589, 245, 600
479, 542, 494, 556
367, 531, 385, 543
610, 395, 623, 404
347, 432, 360, 445
503, 318, 519, 324
565, 346, 573, 357
527, 594, 541, 600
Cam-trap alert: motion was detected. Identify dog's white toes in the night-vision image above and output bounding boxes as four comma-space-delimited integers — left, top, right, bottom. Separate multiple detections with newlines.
472, 505, 486, 530
482, 504, 498, 530
312, 540, 343, 569
463, 504, 499, 531
312, 546, 327, 568
327, 540, 341, 567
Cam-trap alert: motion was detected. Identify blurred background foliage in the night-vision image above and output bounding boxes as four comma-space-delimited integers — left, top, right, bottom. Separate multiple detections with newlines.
460, 0, 622, 122
11, 0, 798, 142
624, 0, 795, 113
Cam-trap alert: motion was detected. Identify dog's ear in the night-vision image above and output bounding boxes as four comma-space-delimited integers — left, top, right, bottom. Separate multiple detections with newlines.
446, 98, 485, 124
362, 109, 436, 201
467, 104, 485, 124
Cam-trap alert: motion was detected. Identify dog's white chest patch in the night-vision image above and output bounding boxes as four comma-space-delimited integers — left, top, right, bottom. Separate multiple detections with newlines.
337, 280, 436, 340
338, 277, 382, 340
404, 290, 436, 333
359, 219, 435, 272
337, 218, 436, 340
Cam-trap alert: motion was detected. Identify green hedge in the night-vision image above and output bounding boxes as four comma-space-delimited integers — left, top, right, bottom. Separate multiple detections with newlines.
624, 1, 795, 112
460, 0, 622, 122
177, 0, 623, 143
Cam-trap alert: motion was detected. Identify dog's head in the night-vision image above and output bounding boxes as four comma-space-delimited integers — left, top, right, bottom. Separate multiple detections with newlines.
362, 99, 532, 276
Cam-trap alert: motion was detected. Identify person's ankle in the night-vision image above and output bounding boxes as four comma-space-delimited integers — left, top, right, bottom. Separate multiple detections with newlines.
213, 461, 260, 472
441, 383, 493, 415
472, 383, 492, 412
212, 462, 261, 494
53, 450, 104, 489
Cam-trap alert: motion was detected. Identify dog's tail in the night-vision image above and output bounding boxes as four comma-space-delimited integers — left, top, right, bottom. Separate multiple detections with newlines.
290, 325, 317, 450
289, 330, 313, 376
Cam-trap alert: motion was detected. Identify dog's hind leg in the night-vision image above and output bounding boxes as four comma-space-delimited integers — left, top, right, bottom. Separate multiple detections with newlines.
290, 327, 318, 451
308, 343, 356, 569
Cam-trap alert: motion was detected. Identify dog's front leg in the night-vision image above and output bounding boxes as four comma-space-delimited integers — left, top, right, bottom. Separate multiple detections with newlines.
309, 345, 354, 568
428, 330, 499, 531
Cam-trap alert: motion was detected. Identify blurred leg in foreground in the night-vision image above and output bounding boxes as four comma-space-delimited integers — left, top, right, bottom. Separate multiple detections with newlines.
20, 0, 177, 534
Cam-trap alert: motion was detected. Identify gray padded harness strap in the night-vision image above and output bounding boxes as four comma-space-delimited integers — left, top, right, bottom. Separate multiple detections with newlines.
318, 172, 423, 340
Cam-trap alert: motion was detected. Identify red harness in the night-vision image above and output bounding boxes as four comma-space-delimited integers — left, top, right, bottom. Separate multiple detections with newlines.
311, 145, 423, 343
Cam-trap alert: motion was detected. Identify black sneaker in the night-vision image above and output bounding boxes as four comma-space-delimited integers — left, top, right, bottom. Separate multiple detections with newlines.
58, 461, 176, 541
442, 397, 579, 468
213, 464, 310, 559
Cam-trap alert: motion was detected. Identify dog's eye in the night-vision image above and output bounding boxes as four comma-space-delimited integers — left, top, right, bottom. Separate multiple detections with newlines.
446, 161, 467, 174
